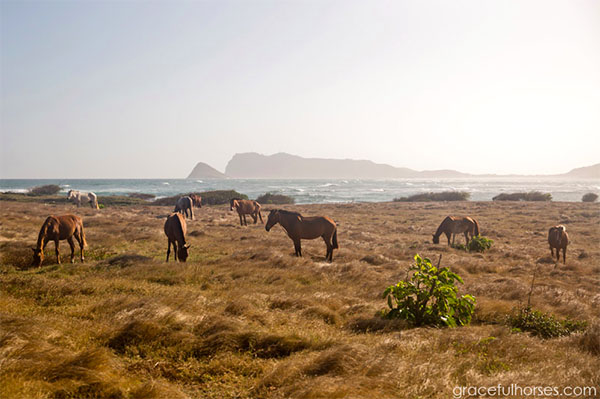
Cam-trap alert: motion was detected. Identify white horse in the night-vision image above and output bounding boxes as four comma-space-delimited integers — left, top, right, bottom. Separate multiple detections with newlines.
67, 190, 99, 209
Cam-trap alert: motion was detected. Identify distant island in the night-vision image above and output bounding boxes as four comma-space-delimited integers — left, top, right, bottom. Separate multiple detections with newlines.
187, 152, 600, 179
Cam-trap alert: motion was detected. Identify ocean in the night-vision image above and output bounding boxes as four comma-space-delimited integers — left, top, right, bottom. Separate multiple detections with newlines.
1, 178, 598, 204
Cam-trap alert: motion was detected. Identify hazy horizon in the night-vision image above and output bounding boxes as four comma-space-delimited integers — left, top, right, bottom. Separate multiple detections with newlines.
2, 0, 599, 178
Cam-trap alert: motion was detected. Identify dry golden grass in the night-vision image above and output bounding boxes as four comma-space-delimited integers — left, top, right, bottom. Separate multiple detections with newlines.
1, 200, 599, 398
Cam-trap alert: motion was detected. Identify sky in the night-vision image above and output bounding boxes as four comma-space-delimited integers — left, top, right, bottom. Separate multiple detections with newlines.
1, 0, 599, 178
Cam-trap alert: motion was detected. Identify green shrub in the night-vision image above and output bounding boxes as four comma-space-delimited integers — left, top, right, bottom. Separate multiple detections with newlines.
492, 191, 552, 201
466, 235, 493, 252
394, 191, 470, 202
152, 190, 248, 206
582, 193, 598, 203
98, 204, 105, 209
29, 185, 61, 196
256, 192, 295, 204
507, 306, 587, 339
382, 254, 476, 327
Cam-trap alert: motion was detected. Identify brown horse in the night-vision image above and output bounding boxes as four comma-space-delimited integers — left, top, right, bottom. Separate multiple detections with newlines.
265, 209, 338, 262
174, 196, 194, 220
32, 215, 87, 267
189, 194, 202, 208
164, 213, 190, 262
548, 225, 568, 264
432, 216, 479, 246
230, 198, 263, 226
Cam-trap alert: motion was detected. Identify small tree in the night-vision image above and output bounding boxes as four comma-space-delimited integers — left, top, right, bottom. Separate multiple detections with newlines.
29, 184, 61, 196
383, 255, 476, 327
582, 193, 598, 203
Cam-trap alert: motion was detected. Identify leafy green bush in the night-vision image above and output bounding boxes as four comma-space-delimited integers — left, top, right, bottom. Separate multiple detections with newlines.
466, 235, 493, 252
394, 191, 470, 202
492, 191, 552, 201
582, 193, 598, 203
507, 306, 586, 339
382, 255, 476, 327
152, 190, 248, 206
256, 192, 295, 204
29, 185, 61, 196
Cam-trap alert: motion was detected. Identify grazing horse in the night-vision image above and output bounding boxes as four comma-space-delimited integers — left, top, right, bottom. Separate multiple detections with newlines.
189, 194, 202, 208
32, 215, 87, 267
174, 196, 194, 220
67, 190, 99, 209
265, 209, 338, 262
164, 213, 190, 262
432, 216, 480, 246
230, 198, 263, 226
548, 225, 568, 264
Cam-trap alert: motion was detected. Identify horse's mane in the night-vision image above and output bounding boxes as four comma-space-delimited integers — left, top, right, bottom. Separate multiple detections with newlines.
434, 216, 452, 237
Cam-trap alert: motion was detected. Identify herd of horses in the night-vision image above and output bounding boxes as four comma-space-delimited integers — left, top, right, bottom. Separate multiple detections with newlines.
31, 191, 571, 267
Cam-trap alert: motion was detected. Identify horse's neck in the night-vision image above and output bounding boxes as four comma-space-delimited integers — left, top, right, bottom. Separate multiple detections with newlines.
278, 217, 295, 234
434, 219, 449, 237
36, 224, 48, 249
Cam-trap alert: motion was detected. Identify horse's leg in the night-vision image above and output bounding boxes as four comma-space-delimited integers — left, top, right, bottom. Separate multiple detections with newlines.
238, 213, 243, 226
464, 231, 469, 245
451, 234, 455, 246
550, 245, 554, 257
67, 237, 76, 263
293, 239, 302, 257
76, 231, 85, 262
54, 240, 61, 264
173, 242, 178, 261
243, 215, 248, 226
563, 247, 567, 264
252, 213, 258, 224
166, 241, 171, 262
323, 236, 333, 262
445, 232, 451, 246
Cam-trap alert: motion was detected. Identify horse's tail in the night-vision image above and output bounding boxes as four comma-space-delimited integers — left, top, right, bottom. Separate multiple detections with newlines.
473, 218, 480, 236
80, 222, 88, 248
332, 228, 339, 249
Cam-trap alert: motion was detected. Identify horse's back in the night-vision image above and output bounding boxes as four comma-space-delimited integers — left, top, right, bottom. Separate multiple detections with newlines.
165, 213, 187, 240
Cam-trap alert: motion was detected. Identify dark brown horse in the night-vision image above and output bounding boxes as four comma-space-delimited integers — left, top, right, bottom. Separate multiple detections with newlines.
230, 198, 263, 226
164, 213, 190, 262
174, 196, 194, 220
265, 209, 338, 262
548, 225, 568, 264
32, 215, 87, 267
189, 194, 202, 208
432, 216, 479, 246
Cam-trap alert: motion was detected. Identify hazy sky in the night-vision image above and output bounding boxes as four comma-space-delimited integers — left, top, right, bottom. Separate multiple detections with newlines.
1, 0, 599, 178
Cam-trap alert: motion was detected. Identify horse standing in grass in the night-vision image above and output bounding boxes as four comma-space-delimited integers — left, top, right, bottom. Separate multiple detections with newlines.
189, 194, 202, 208
265, 209, 338, 262
32, 215, 87, 267
230, 198, 263, 226
164, 213, 190, 262
548, 225, 568, 264
67, 190, 99, 209
174, 196, 194, 220
432, 216, 479, 246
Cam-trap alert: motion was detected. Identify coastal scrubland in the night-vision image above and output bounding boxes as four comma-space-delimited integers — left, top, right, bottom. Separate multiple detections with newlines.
0, 199, 599, 398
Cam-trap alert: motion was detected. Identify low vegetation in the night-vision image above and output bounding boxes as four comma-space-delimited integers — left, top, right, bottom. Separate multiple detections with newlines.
128, 192, 156, 200
507, 306, 587, 339
394, 191, 470, 202
466, 235, 494, 252
582, 192, 598, 203
383, 255, 476, 327
29, 184, 61, 195
152, 190, 248, 206
492, 191, 552, 201
1, 200, 599, 398
256, 192, 295, 204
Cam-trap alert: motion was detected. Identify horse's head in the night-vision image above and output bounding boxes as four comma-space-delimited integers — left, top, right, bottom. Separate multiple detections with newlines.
229, 198, 238, 211
265, 210, 279, 232
432, 234, 439, 244
31, 248, 44, 267
177, 244, 190, 262
67, 190, 74, 199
